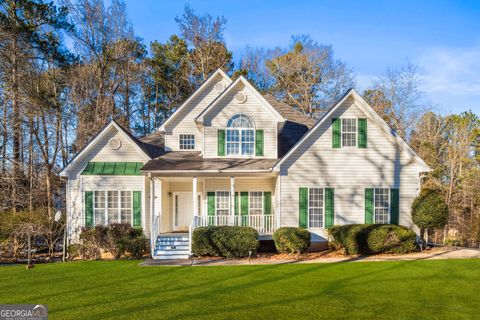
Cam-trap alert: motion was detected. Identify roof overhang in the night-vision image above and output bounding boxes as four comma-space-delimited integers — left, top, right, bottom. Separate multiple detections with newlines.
159, 69, 232, 132
195, 76, 285, 124
274, 89, 431, 173
60, 121, 151, 177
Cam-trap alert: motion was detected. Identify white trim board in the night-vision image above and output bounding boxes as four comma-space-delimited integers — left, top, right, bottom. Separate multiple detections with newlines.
194, 76, 285, 124
274, 89, 431, 173
159, 69, 232, 132
60, 121, 151, 177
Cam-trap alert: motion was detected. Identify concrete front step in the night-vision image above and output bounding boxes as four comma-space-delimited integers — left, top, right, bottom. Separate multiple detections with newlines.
152, 254, 190, 260
156, 245, 190, 251
157, 237, 189, 241
156, 240, 189, 246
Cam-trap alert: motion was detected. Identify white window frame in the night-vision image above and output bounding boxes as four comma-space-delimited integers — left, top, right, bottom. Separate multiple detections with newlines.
307, 188, 324, 228
341, 118, 357, 147
93, 190, 133, 226
215, 191, 230, 216
179, 134, 195, 150
226, 114, 255, 157
248, 191, 264, 215
374, 188, 390, 224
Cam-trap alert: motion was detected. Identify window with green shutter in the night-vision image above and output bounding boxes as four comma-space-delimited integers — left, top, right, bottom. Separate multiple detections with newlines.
255, 130, 264, 156
332, 118, 341, 148
358, 118, 367, 148
217, 130, 225, 156
299, 188, 308, 228
85, 191, 93, 227
133, 191, 141, 227
263, 192, 272, 215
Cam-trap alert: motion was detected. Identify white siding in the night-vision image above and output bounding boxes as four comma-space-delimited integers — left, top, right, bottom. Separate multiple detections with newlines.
203, 83, 278, 158
66, 126, 151, 242
278, 99, 421, 241
164, 74, 229, 152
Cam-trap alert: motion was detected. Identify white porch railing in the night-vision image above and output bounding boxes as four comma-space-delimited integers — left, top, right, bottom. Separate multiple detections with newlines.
191, 214, 276, 235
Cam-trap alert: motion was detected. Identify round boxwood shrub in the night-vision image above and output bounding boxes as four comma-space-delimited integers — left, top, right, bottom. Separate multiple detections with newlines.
412, 189, 448, 240
192, 226, 259, 258
328, 224, 417, 255
273, 227, 311, 254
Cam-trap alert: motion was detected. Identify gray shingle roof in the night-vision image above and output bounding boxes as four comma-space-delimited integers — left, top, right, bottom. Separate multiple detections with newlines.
141, 152, 276, 171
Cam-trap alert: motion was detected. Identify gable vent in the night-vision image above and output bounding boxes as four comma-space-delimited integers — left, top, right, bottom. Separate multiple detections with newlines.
214, 82, 225, 92
235, 92, 247, 104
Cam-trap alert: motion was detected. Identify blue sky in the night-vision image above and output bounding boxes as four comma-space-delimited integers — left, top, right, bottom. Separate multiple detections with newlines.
123, 0, 480, 114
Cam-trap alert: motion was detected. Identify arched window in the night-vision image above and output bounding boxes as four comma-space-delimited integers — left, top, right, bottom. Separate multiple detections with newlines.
226, 114, 255, 156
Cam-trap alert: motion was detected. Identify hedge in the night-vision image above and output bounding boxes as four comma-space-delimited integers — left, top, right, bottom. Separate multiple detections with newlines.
192, 226, 259, 258
328, 224, 417, 255
273, 227, 311, 254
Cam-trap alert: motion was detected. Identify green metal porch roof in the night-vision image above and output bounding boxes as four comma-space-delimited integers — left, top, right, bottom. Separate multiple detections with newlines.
81, 162, 143, 175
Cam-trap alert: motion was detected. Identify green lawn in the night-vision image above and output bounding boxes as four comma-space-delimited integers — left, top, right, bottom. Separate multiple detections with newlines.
1, 259, 479, 320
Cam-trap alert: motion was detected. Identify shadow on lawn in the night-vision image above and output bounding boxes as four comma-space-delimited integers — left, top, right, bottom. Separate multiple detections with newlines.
79, 259, 439, 320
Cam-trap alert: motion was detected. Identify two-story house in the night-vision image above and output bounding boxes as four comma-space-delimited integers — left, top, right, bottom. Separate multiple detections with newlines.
60, 69, 430, 259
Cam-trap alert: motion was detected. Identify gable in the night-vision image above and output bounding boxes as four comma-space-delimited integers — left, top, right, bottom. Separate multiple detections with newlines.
196, 76, 284, 124
61, 124, 149, 178
162, 71, 231, 134
275, 89, 430, 173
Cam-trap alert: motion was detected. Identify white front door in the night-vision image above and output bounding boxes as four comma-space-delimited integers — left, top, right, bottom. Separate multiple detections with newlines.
173, 192, 201, 231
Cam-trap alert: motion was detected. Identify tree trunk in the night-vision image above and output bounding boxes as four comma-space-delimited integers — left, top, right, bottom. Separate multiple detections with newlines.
11, 36, 20, 213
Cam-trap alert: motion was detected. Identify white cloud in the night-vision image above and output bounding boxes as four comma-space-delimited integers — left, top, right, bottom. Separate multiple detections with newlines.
416, 43, 480, 113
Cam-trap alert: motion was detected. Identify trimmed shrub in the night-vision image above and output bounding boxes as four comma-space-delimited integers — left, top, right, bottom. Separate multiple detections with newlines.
412, 189, 448, 240
192, 226, 259, 258
78, 224, 148, 260
328, 224, 417, 255
192, 227, 219, 256
273, 227, 311, 254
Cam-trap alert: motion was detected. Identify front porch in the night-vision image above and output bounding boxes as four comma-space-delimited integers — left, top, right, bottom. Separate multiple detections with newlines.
149, 174, 278, 258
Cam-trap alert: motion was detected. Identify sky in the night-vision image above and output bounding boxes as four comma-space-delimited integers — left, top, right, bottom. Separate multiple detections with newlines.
123, 0, 480, 114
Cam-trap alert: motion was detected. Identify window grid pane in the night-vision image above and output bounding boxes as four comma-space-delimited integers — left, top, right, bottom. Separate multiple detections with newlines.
374, 188, 389, 224
226, 115, 255, 156
107, 191, 119, 223
308, 188, 323, 228
94, 191, 105, 225
216, 191, 230, 216
121, 191, 132, 224
249, 192, 263, 215
342, 118, 357, 147
179, 134, 195, 150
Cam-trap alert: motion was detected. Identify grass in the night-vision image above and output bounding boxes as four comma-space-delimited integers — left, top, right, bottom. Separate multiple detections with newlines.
0, 259, 479, 320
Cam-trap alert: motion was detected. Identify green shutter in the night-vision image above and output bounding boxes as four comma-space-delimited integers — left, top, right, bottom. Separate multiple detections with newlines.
325, 188, 334, 228
299, 188, 308, 228
133, 191, 141, 227
255, 130, 264, 156
390, 189, 400, 225
234, 192, 239, 215
332, 118, 341, 148
365, 188, 374, 224
207, 192, 215, 216
358, 118, 367, 148
85, 191, 93, 227
218, 130, 225, 156
263, 192, 272, 214
241, 192, 249, 215
241, 192, 248, 226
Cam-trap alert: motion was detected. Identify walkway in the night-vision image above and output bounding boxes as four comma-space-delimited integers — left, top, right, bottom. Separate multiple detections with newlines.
139, 247, 480, 267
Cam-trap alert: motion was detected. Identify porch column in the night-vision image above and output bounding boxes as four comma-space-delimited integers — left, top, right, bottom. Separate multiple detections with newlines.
192, 177, 198, 220
230, 176, 235, 226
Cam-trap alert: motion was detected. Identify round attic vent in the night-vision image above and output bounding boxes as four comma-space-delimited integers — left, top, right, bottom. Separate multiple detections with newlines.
214, 82, 225, 92
109, 137, 122, 150
235, 92, 247, 104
